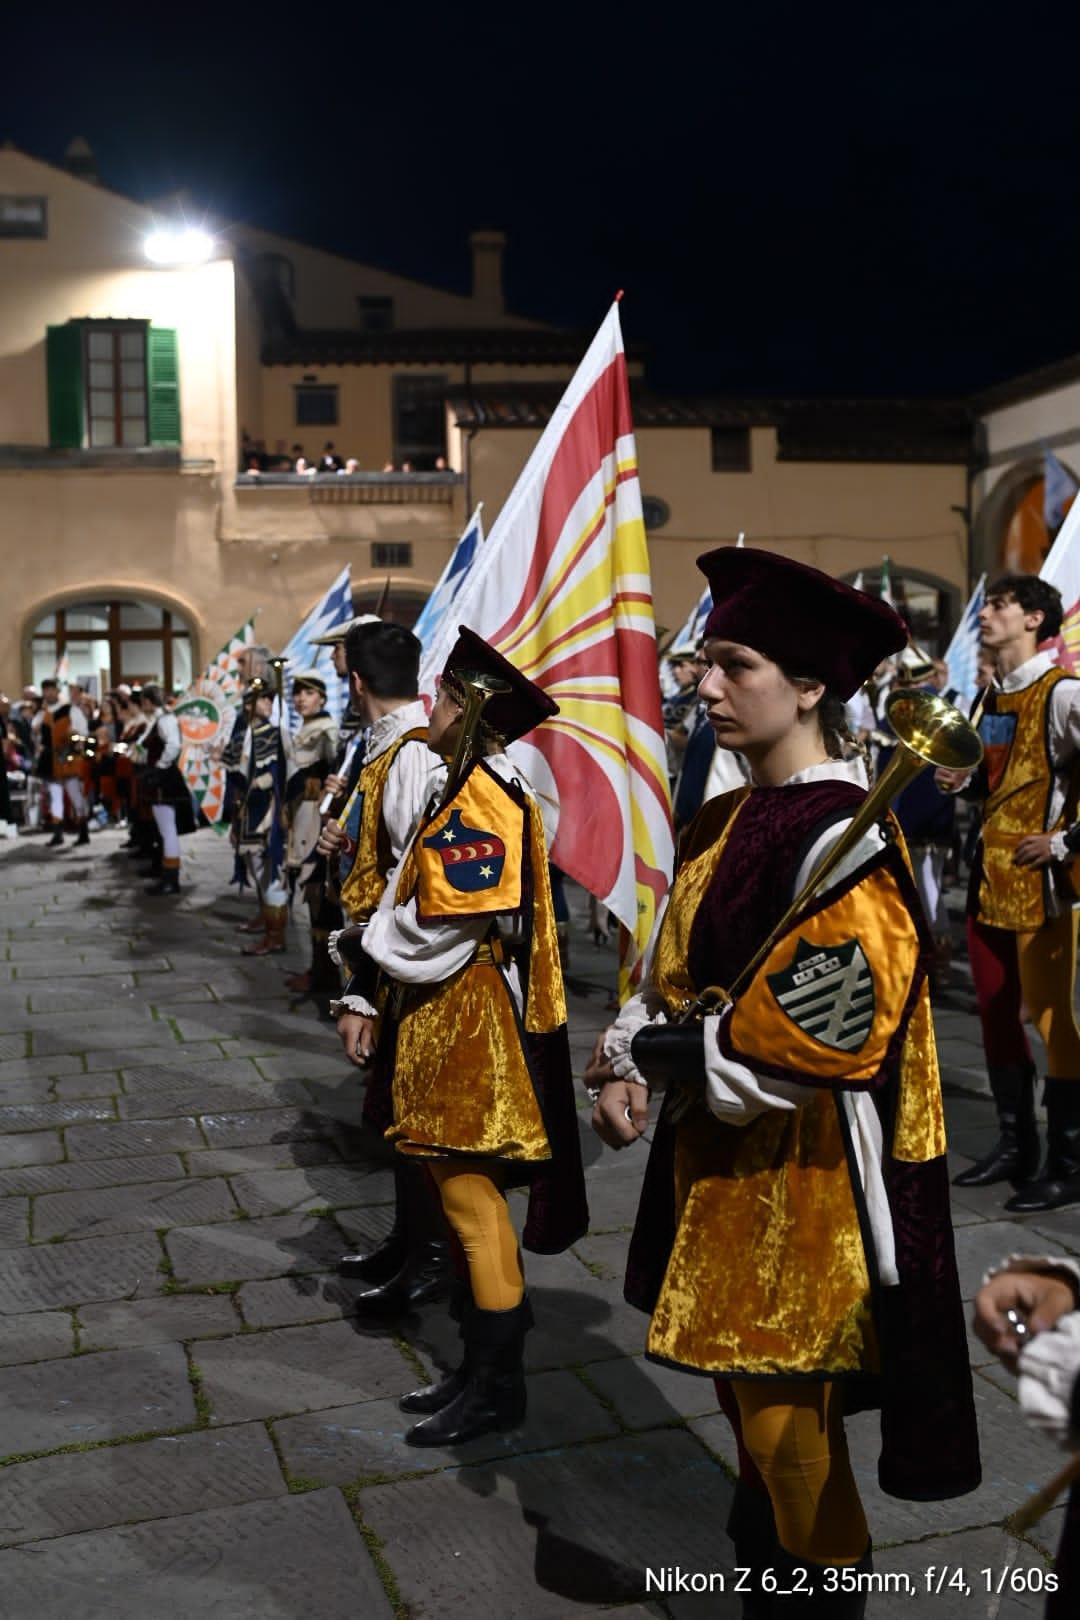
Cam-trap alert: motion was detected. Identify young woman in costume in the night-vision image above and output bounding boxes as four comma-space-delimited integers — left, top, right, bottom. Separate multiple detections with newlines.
591, 548, 980, 1615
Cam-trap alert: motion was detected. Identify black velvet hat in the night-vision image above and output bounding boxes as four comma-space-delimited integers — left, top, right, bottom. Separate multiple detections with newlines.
697, 546, 907, 700
443, 626, 559, 744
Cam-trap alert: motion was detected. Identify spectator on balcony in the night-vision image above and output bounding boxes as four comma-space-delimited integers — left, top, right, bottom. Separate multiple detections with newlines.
341, 458, 360, 475
318, 442, 344, 473
434, 455, 449, 472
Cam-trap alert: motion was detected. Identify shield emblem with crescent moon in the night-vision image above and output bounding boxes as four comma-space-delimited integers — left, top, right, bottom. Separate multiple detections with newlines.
422, 808, 506, 893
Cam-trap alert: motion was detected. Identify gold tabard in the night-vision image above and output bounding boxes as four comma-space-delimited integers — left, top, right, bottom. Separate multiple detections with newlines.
339, 728, 428, 923
977, 669, 1079, 930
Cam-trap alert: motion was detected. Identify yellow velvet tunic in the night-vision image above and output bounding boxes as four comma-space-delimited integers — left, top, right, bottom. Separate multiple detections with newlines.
339, 726, 429, 923
644, 790, 943, 1380
383, 761, 567, 1163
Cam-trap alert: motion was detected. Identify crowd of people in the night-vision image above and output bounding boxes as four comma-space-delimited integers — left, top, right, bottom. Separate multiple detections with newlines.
7, 556, 1080, 1613
240, 431, 451, 476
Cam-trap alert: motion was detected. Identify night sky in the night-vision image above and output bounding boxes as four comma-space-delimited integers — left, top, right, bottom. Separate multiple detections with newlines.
10, 3, 1080, 399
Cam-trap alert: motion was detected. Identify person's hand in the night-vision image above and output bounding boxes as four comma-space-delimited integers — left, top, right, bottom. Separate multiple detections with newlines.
318, 820, 346, 858
973, 1269, 1079, 1372
337, 1013, 377, 1069
583, 1030, 615, 1094
592, 1078, 649, 1150
323, 773, 347, 798
1014, 834, 1057, 869
935, 766, 970, 794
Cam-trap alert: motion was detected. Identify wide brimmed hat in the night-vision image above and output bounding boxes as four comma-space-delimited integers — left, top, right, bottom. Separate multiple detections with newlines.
443, 627, 559, 744
697, 546, 907, 700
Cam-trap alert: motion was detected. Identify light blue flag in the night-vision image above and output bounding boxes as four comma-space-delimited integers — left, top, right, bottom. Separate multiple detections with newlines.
943, 574, 986, 711
413, 505, 484, 656
280, 564, 353, 730
1044, 450, 1079, 535
659, 586, 712, 698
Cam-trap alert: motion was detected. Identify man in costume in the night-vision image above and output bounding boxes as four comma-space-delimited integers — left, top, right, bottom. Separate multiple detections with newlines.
224, 681, 288, 953
137, 684, 196, 895
316, 621, 451, 1315
354, 627, 588, 1445
34, 677, 91, 849
280, 671, 339, 995
591, 549, 979, 1613
940, 574, 1080, 1211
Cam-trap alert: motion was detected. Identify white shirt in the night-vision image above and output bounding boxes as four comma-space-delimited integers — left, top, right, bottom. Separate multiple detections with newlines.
153, 710, 181, 769
360, 700, 442, 866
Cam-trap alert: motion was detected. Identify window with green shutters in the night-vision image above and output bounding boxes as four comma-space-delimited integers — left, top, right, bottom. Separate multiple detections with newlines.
45, 321, 181, 449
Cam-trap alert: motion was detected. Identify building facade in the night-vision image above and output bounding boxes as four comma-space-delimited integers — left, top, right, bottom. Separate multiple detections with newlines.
2, 141, 979, 699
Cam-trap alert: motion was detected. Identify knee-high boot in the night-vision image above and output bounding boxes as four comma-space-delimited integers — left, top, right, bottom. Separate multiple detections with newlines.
953, 1060, 1039, 1187
404, 1297, 530, 1446
351, 1161, 451, 1317
771, 1542, 873, 1616
338, 1160, 413, 1283
726, 1481, 776, 1619
1006, 1078, 1080, 1212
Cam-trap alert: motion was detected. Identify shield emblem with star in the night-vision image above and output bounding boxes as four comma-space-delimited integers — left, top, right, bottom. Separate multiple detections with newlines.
767, 936, 876, 1052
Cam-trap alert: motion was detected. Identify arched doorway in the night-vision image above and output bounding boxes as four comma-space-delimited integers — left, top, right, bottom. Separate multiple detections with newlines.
26, 595, 196, 694
352, 581, 432, 629
841, 566, 961, 654
973, 457, 1080, 581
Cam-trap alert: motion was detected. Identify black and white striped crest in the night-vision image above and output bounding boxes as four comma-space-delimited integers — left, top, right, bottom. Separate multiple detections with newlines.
767, 937, 875, 1052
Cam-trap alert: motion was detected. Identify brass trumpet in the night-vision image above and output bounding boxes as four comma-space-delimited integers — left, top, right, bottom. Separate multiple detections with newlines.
438, 668, 511, 810
684, 687, 984, 1017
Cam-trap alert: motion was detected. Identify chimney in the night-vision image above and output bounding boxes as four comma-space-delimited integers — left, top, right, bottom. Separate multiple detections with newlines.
470, 230, 506, 317
64, 136, 99, 185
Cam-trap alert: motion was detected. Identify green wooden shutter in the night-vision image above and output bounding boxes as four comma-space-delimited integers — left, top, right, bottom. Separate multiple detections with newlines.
147, 327, 181, 446
46, 324, 85, 448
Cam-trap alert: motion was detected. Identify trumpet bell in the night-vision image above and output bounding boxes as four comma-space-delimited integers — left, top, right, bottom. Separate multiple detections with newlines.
883, 688, 984, 772
451, 668, 512, 700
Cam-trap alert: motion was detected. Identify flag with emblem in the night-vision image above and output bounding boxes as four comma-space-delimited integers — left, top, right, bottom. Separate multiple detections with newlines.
1041, 488, 1080, 672
767, 936, 876, 1053
413, 505, 484, 656
412, 765, 526, 919
419, 301, 674, 994
279, 565, 353, 730
175, 616, 257, 830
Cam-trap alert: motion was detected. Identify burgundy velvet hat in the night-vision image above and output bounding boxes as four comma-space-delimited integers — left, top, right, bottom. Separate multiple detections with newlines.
443, 626, 559, 744
697, 546, 907, 700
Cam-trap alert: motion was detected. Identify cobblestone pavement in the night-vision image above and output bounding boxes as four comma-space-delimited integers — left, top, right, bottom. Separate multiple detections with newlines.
0, 824, 1075, 1618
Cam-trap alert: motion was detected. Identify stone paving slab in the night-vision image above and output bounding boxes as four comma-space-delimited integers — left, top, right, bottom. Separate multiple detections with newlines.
0, 1078, 53, 1106
0, 1422, 287, 1546
52, 1072, 126, 1099
199, 1107, 338, 1149
184, 1141, 345, 1176
0, 1488, 394, 1620
0, 1151, 185, 1197
0, 1341, 194, 1456
0, 1053, 85, 1080
29, 1022, 177, 1054
0, 1131, 64, 1170
79, 1293, 241, 1349
228, 1164, 395, 1216
0, 1232, 162, 1312
194, 1319, 417, 1423
583, 1354, 720, 1429
360, 1430, 733, 1618
952, 1220, 1045, 1299
0, 1310, 74, 1365
64, 1116, 205, 1158
874, 1527, 1047, 1616
166, 1212, 346, 1284
119, 1081, 315, 1121
12, 957, 171, 978
274, 1369, 621, 1483
33, 1175, 237, 1240
85, 1043, 231, 1072
0, 1099, 115, 1133
0, 1197, 30, 1248
236, 1273, 365, 1330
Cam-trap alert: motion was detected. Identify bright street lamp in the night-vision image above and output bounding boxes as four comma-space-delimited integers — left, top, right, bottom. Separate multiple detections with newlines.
144, 225, 215, 266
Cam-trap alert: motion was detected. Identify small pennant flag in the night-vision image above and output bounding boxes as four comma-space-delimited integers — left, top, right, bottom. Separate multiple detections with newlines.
279, 565, 353, 730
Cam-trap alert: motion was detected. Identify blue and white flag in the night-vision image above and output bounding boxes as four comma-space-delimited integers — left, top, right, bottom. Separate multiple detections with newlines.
943, 573, 986, 711
280, 564, 353, 729
1044, 451, 1079, 536
414, 505, 484, 662
659, 586, 712, 698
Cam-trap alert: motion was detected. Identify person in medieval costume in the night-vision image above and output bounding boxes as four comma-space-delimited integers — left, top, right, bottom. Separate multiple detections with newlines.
279, 670, 340, 995
354, 627, 588, 1446
137, 684, 197, 895
976, 1256, 1080, 1617
590, 549, 980, 1614
316, 620, 453, 1315
225, 681, 288, 953
34, 676, 91, 849
938, 574, 1080, 1214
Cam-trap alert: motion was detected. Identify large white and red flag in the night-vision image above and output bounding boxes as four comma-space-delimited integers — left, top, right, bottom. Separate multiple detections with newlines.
421, 301, 674, 992
1040, 492, 1080, 670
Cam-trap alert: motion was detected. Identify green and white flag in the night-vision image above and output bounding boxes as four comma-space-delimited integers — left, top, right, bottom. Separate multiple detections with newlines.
176, 617, 257, 829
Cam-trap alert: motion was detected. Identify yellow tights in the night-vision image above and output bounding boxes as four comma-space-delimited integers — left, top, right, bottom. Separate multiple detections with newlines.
733, 1380, 869, 1565
426, 1161, 525, 1312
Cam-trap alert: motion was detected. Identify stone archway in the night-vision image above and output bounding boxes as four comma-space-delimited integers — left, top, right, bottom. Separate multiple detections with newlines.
22, 587, 201, 694
972, 456, 1080, 582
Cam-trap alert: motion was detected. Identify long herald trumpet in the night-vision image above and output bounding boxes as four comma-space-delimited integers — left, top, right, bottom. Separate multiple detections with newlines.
679, 688, 984, 1021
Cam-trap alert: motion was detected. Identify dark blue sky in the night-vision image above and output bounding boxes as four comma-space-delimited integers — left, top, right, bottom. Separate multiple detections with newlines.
9, 2, 1080, 397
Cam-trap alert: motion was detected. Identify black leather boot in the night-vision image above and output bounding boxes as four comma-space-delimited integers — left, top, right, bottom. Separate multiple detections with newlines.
339, 1160, 434, 1283
338, 1227, 408, 1284
47, 827, 64, 848
1006, 1079, 1080, 1212
75, 821, 90, 847
351, 1239, 452, 1318
952, 1061, 1039, 1187
405, 1298, 529, 1446
726, 1481, 776, 1618
771, 1542, 872, 1616
145, 872, 180, 896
